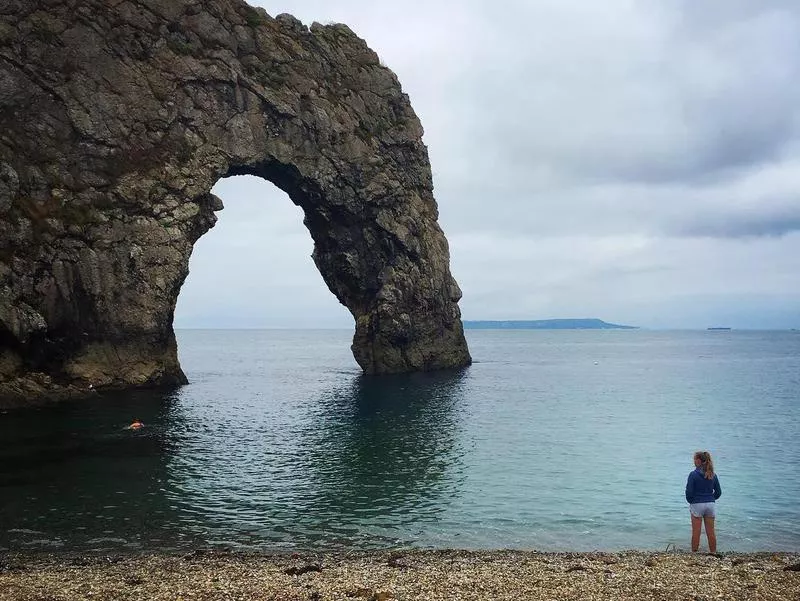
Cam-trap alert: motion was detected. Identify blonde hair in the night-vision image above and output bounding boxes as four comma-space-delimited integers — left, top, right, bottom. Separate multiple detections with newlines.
694, 450, 715, 479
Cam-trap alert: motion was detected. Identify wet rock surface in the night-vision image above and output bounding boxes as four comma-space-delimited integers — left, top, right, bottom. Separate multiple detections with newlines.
0, 0, 471, 404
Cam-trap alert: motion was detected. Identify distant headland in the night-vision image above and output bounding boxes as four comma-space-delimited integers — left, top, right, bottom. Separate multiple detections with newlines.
463, 318, 638, 330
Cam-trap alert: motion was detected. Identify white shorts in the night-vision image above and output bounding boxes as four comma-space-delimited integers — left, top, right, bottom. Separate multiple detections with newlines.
689, 502, 716, 518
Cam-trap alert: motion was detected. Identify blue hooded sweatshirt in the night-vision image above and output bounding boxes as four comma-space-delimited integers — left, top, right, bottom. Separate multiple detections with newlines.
685, 468, 722, 504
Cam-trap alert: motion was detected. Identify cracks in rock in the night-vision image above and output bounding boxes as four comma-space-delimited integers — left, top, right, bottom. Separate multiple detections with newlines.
0, 52, 69, 107
114, 0, 168, 29
220, 108, 248, 130
0, 53, 122, 157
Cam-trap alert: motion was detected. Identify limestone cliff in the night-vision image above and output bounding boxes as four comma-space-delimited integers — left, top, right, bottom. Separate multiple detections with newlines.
0, 0, 471, 404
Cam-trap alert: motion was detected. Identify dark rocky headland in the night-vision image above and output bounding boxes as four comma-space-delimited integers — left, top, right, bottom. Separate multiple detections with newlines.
463, 318, 637, 329
0, 0, 472, 406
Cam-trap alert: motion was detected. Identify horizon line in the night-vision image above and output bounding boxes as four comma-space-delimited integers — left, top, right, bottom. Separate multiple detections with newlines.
173, 326, 799, 331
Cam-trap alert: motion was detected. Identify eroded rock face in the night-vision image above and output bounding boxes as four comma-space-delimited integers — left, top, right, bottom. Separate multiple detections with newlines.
0, 0, 471, 404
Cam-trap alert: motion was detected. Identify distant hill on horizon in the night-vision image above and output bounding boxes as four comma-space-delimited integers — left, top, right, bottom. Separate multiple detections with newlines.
463, 318, 638, 330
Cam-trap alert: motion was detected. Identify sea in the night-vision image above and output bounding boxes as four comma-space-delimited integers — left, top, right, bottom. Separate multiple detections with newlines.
1, 329, 798, 554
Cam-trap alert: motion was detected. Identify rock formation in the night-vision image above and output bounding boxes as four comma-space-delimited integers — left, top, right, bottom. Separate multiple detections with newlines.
0, 0, 471, 404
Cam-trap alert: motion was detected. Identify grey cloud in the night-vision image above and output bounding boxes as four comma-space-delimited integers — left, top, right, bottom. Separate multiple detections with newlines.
675, 0, 800, 29
448, 2, 800, 185
435, 174, 800, 242
673, 210, 800, 239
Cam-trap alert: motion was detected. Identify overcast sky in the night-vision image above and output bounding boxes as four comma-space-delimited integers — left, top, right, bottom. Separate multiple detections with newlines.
175, 0, 800, 330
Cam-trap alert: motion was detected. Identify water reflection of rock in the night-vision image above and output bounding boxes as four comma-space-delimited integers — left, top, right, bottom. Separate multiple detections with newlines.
300, 370, 468, 546
0, 389, 188, 552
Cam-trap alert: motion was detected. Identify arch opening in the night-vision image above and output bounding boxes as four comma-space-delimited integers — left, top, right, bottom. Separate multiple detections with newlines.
175, 174, 352, 330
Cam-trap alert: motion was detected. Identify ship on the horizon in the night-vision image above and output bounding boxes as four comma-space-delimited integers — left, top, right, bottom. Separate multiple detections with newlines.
707, 327, 732, 331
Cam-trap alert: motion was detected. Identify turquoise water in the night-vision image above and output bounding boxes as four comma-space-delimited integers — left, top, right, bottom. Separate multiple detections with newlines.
1, 330, 798, 553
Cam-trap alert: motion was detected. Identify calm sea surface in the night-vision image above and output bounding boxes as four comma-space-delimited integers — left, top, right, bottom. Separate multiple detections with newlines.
1, 329, 798, 553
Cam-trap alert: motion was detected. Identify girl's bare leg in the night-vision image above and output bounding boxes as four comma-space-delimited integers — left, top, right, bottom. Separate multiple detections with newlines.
703, 516, 716, 554
691, 515, 702, 552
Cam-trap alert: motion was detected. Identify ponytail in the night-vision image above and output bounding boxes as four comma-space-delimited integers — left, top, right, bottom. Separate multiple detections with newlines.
694, 450, 715, 479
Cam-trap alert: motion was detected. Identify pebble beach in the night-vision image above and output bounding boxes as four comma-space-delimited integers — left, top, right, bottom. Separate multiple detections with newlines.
2, 550, 798, 601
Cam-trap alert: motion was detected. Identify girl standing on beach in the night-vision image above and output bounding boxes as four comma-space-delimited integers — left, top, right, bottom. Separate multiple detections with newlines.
685, 450, 722, 553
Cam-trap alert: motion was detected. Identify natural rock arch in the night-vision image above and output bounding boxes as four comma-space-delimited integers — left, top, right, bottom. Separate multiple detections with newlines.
0, 0, 471, 403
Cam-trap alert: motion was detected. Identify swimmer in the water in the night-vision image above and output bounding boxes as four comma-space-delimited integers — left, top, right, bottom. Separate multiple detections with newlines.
126, 419, 144, 430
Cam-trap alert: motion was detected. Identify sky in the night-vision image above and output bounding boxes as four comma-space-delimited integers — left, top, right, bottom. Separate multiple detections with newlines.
175, 0, 800, 330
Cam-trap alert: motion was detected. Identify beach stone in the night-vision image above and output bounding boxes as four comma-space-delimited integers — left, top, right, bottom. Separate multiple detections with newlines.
284, 564, 323, 576
346, 587, 373, 598
0, 0, 471, 404
387, 554, 413, 569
